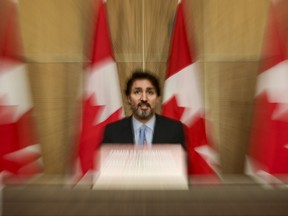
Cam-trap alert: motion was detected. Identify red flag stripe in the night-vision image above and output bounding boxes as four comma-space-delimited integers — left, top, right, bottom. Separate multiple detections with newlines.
247, 0, 288, 184
162, 1, 219, 176
166, 2, 193, 79
77, 0, 123, 176
0, 0, 43, 180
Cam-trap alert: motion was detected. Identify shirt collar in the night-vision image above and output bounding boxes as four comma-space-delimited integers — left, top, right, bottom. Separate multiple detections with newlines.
132, 115, 156, 131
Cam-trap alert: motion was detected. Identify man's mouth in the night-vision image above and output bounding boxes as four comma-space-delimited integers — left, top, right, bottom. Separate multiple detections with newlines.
138, 102, 150, 110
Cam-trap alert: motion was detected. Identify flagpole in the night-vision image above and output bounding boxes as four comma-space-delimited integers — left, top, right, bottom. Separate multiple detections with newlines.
142, 0, 145, 71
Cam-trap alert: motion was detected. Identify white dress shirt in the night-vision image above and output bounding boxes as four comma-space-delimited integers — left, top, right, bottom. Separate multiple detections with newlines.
132, 115, 156, 147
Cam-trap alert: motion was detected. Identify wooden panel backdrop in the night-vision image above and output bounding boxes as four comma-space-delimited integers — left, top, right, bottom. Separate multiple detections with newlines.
17, 0, 269, 175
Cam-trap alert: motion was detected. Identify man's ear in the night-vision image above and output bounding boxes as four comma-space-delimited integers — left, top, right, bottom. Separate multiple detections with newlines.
127, 96, 131, 104
156, 96, 161, 103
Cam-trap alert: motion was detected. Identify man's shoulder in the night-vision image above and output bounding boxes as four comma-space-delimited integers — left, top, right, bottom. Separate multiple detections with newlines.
156, 114, 183, 126
105, 116, 131, 129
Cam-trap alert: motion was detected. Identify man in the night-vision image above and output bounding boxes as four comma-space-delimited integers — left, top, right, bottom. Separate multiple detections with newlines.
102, 70, 185, 148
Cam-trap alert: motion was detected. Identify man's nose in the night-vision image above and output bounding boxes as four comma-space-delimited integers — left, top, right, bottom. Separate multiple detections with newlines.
141, 92, 147, 101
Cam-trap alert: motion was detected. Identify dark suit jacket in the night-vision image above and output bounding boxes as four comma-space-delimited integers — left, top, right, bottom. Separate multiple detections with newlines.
102, 114, 185, 148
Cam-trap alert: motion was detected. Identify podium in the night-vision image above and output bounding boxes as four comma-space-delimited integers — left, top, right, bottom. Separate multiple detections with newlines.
93, 144, 188, 190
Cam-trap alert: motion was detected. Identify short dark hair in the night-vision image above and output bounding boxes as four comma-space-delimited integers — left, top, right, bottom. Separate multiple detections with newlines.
125, 70, 161, 97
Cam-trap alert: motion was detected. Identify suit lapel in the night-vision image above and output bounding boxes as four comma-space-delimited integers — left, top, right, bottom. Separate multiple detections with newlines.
152, 115, 162, 143
126, 116, 135, 144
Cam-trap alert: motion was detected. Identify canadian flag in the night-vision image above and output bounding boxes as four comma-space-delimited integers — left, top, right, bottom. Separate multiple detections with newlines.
246, 0, 288, 184
77, 0, 123, 176
162, 0, 218, 176
0, 0, 43, 182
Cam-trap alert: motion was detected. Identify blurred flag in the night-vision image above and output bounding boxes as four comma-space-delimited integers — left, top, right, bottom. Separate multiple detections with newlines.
162, 0, 218, 176
0, 0, 43, 183
76, 0, 123, 178
246, 0, 288, 184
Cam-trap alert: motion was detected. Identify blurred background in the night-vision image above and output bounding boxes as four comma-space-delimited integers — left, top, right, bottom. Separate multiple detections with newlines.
7, 0, 270, 176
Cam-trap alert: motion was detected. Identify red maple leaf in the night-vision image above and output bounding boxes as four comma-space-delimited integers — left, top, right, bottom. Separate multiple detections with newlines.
250, 92, 288, 174
162, 96, 185, 121
77, 94, 122, 174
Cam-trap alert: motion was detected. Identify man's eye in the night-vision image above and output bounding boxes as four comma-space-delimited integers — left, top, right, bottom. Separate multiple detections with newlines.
147, 91, 155, 95
134, 90, 141, 95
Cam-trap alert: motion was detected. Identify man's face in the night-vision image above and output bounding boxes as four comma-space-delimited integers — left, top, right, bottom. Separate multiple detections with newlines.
128, 79, 160, 122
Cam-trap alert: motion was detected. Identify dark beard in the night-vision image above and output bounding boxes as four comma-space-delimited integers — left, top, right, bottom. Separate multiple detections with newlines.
132, 101, 154, 120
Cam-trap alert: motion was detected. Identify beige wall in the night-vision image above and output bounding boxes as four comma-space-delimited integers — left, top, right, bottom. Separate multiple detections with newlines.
17, 0, 269, 174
